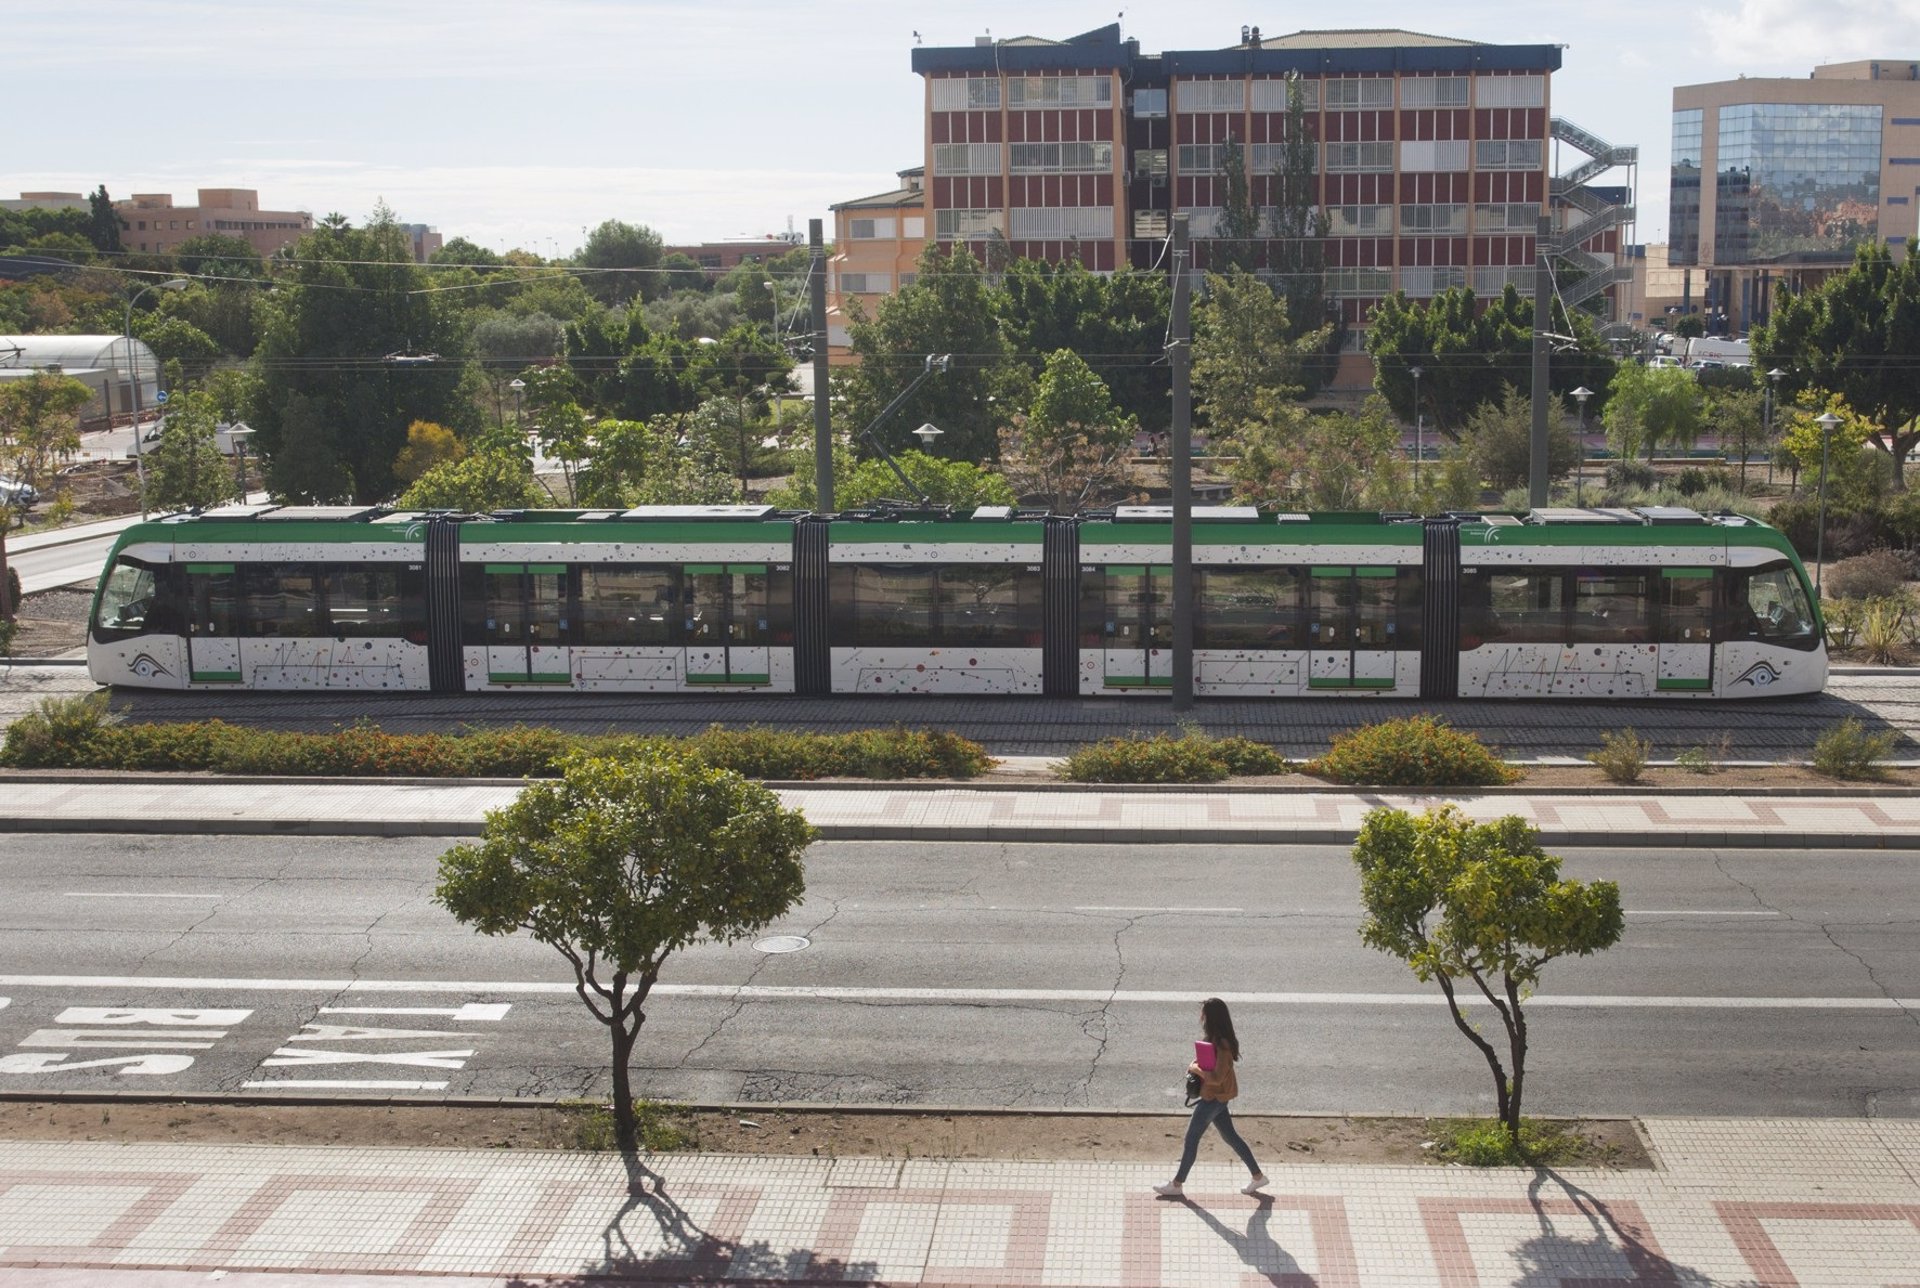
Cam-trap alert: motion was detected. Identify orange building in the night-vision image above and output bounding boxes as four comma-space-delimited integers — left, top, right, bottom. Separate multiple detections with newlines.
118, 189, 313, 258
826, 167, 927, 361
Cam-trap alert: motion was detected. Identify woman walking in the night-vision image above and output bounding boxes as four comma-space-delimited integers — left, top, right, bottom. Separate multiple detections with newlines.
1154, 997, 1268, 1197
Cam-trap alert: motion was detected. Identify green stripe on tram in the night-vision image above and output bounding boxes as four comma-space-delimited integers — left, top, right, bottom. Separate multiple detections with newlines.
1103, 675, 1173, 688
488, 673, 573, 685
185, 563, 235, 574
686, 673, 771, 685
1657, 676, 1713, 690
1662, 567, 1713, 579
191, 670, 242, 682
1308, 675, 1396, 689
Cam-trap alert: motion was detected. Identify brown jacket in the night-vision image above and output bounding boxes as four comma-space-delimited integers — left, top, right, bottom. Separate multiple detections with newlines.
1197, 1047, 1239, 1102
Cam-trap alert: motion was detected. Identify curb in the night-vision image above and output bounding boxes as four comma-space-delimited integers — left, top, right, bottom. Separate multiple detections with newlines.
0, 814, 1913, 848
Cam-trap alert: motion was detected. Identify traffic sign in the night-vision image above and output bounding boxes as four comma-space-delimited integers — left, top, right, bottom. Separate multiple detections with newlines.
154, 390, 169, 404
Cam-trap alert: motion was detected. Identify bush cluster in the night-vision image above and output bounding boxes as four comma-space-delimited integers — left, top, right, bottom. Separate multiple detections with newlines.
1810, 716, 1898, 782
1057, 731, 1290, 784
1823, 549, 1914, 603
0, 698, 990, 781
1588, 728, 1651, 785
1310, 716, 1519, 787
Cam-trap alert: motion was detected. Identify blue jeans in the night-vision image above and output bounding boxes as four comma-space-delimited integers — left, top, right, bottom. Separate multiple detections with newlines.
1173, 1098, 1261, 1183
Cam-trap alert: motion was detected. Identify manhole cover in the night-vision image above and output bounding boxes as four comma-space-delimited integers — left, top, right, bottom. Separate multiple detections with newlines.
753, 935, 811, 954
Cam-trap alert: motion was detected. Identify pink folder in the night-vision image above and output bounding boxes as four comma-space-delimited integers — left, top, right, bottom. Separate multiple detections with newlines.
1194, 1041, 1216, 1072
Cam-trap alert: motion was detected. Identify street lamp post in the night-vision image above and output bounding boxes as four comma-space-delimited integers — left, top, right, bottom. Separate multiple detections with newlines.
124, 277, 189, 513
1570, 386, 1594, 505
1764, 368, 1784, 486
509, 378, 526, 430
1813, 411, 1840, 600
912, 422, 943, 452
226, 423, 255, 502
1409, 365, 1424, 491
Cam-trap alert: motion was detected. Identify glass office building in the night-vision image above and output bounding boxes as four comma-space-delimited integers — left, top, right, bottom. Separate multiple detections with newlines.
1712, 102, 1882, 263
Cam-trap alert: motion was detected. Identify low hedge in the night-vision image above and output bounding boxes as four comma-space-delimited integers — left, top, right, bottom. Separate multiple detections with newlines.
1058, 731, 1291, 784
1310, 715, 1520, 787
0, 695, 991, 780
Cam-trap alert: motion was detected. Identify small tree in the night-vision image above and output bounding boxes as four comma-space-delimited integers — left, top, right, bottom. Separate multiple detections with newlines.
436, 750, 813, 1152
143, 389, 233, 512
1351, 805, 1624, 1147
392, 419, 466, 485
399, 448, 547, 511
0, 372, 93, 621
997, 349, 1139, 512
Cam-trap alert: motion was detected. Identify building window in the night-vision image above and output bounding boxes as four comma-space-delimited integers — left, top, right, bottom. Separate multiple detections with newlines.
1326, 205, 1394, 236
934, 142, 1003, 175
1184, 206, 1224, 238
935, 208, 1006, 240
1713, 101, 1883, 264
900, 272, 917, 289
1008, 206, 1113, 238
1401, 140, 1471, 172
1177, 143, 1228, 174
1329, 266, 1394, 295
1251, 77, 1318, 111
1399, 266, 1468, 296
931, 77, 1002, 111
848, 217, 896, 239
1400, 77, 1469, 108
1473, 265, 1534, 293
1134, 149, 1169, 180
1007, 75, 1111, 108
136, 220, 146, 230
1323, 141, 1394, 172
839, 273, 891, 294
1177, 80, 1245, 113
1475, 74, 1546, 108
1132, 88, 1168, 118
1010, 141, 1113, 173
1475, 139, 1543, 170
903, 217, 925, 239
1324, 78, 1393, 110
1400, 203, 1467, 234
1474, 203, 1541, 233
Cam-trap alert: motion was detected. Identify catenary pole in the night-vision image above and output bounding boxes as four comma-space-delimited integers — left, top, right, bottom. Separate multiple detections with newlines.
1529, 215, 1552, 508
1169, 214, 1194, 711
809, 218, 833, 513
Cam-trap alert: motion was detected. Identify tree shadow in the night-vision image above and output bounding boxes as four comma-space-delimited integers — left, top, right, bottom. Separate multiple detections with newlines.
1499, 1165, 1753, 1288
1163, 1193, 1307, 1282
501, 1143, 879, 1285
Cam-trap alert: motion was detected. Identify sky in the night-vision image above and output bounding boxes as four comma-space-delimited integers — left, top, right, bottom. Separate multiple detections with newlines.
7, 0, 1918, 258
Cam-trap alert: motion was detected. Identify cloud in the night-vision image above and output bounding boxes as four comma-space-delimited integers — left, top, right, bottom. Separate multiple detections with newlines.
1702, 0, 1920, 71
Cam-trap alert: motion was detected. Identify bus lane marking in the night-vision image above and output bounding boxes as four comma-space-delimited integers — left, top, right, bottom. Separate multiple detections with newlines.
0, 1006, 252, 1076
240, 1005, 512, 1092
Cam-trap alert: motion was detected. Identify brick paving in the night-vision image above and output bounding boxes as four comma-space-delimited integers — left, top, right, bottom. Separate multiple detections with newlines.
2, 777, 1919, 847
0, 1119, 1914, 1284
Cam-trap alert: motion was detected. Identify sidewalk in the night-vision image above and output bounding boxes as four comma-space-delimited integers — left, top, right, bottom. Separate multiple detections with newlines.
0, 1117, 1914, 1284
2, 775, 1920, 847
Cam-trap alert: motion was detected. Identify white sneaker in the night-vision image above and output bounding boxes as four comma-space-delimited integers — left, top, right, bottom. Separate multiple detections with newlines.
1152, 1181, 1184, 1197
1241, 1173, 1269, 1195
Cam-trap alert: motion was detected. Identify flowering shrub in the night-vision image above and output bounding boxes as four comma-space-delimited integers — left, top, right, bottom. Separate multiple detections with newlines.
1310, 716, 1519, 787
1058, 731, 1291, 783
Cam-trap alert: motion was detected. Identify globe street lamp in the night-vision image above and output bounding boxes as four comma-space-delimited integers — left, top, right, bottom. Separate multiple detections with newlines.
508, 377, 526, 429
124, 277, 189, 511
1814, 410, 1841, 600
1764, 368, 1784, 485
1408, 365, 1424, 489
225, 422, 255, 502
912, 422, 943, 451
1570, 386, 1594, 505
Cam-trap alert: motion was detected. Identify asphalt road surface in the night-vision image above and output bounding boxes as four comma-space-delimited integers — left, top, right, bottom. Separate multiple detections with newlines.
0, 834, 1914, 1118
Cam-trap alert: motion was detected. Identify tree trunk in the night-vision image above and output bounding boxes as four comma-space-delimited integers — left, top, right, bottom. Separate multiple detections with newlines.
0, 528, 13, 622
1502, 976, 1528, 1147
609, 1012, 639, 1154
1436, 972, 1512, 1129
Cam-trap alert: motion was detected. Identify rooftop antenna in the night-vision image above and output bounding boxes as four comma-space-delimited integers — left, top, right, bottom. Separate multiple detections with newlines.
913, 29, 921, 44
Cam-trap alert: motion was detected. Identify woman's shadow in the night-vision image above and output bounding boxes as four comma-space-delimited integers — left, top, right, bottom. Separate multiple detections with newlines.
1169, 1193, 1308, 1282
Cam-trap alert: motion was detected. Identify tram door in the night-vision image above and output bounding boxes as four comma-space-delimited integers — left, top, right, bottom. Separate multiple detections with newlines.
1657, 567, 1714, 691
1101, 565, 1173, 688
1309, 566, 1398, 689
184, 563, 242, 683
481, 565, 572, 685
683, 564, 771, 686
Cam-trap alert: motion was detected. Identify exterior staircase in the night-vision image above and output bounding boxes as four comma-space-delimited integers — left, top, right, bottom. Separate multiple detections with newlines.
1547, 118, 1637, 313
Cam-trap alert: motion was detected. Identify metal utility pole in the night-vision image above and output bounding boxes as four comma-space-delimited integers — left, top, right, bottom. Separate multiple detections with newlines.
1529, 215, 1553, 509
809, 218, 833, 512
1169, 214, 1195, 711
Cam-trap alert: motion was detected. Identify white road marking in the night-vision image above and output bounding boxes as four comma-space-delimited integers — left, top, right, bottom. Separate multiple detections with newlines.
0, 974, 1911, 1010
1073, 906, 1245, 913
63, 892, 224, 899
1628, 910, 1781, 917
318, 1003, 510, 1022
241, 1080, 449, 1090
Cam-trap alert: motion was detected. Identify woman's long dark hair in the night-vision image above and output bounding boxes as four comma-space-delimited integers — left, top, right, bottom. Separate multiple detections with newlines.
1200, 997, 1241, 1061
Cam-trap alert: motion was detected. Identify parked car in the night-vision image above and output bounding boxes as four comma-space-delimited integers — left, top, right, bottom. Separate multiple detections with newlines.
0, 477, 38, 509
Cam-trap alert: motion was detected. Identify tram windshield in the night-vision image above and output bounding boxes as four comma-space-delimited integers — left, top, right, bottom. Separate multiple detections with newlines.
93, 557, 161, 636
1728, 562, 1818, 649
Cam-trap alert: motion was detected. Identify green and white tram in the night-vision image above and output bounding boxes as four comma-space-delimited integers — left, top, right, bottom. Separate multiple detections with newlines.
87, 501, 1825, 699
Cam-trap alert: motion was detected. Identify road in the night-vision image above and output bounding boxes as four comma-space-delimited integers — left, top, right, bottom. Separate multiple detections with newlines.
7, 515, 141, 597
0, 835, 1914, 1117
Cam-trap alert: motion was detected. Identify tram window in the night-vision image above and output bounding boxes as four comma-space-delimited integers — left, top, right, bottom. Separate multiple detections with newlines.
939, 566, 1041, 646
93, 558, 163, 637
324, 566, 423, 640
1395, 569, 1424, 650
831, 564, 1041, 647
1572, 572, 1652, 644
1658, 571, 1714, 644
240, 564, 323, 637
1197, 568, 1301, 649
579, 567, 679, 646
1726, 563, 1818, 650
185, 567, 239, 639
1467, 570, 1566, 643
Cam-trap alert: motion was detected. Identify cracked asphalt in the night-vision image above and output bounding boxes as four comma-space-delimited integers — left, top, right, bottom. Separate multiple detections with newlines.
0, 833, 1915, 1118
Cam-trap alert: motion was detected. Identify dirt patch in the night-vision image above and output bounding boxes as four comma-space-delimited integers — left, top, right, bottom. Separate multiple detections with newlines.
0, 1100, 1649, 1168
4, 587, 93, 658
